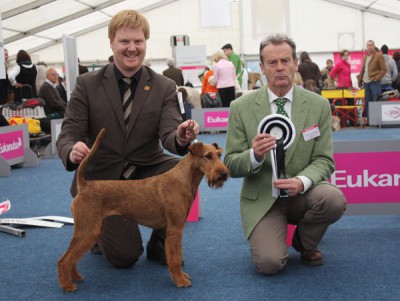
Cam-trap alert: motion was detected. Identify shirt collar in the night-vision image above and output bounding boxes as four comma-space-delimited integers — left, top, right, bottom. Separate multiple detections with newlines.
114, 65, 142, 83
45, 79, 57, 88
268, 86, 294, 104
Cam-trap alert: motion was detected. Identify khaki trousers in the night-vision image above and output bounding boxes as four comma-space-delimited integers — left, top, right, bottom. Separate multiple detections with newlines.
249, 183, 346, 275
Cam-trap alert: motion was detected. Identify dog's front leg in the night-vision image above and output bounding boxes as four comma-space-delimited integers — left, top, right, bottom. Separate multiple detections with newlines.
165, 227, 191, 287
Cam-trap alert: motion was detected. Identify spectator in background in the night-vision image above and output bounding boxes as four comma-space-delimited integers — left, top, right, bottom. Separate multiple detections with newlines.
201, 65, 218, 95
222, 43, 242, 87
329, 49, 352, 88
39, 68, 67, 132
78, 58, 89, 74
393, 51, 400, 72
212, 50, 236, 107
325, 59, 334, 72
298, 51, 321, 89
358, 40, 387, 123
8, 49, 38, 103
39, 68, 66, 119
319, 59, 334, 88
241, 59, 249, 91
380, 44, 398, 91
293, 71, 304, 88
0, 48, 12, 105
56, 76, 68, 104
392, 51, 400, 90
35, 61, 47, 94
304, 79, 320, 94
162, 58, 184, 86
108, 55, 114, 63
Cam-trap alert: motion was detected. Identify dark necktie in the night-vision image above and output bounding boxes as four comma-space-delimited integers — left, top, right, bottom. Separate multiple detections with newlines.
275, 98, 289, 117
122, 78, 133, 128
121, 78, 135, 179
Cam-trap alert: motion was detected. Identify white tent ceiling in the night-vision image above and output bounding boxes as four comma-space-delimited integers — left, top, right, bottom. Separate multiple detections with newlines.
1, 0, 400, 60
0, 0, 178, 59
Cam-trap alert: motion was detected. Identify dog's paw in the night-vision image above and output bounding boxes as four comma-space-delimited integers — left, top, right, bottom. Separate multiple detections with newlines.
72, 273, 84, 282
174, 273, 192, 288
62, 283, 79, 293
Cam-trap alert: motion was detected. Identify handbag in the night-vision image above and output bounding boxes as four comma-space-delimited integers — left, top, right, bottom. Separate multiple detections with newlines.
201, 92, 222, 108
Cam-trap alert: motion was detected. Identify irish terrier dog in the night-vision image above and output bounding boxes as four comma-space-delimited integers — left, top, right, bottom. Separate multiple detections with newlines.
57, 128, 230, 292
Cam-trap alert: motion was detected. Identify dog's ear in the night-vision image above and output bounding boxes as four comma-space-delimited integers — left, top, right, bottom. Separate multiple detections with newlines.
212, 143, 219, 150
211, 143, 223, 156
212, 142, 223, 152
188, 142, 203, 157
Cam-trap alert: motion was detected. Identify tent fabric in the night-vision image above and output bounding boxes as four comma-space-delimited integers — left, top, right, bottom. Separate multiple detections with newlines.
1, 0, 400, 60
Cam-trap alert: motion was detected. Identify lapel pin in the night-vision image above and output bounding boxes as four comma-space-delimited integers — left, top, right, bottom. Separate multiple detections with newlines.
144, 86, 151, 91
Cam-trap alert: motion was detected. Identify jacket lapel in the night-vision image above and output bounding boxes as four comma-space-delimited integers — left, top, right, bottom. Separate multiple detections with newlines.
253, 87, 270, 126
285, 86, 308, 164
102, 64, 125, 132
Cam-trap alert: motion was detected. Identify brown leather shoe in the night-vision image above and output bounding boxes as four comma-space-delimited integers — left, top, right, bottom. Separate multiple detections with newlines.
292, 228, 323, 266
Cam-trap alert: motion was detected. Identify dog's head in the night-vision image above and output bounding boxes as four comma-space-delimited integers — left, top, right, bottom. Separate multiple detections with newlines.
188, 142, 230, 188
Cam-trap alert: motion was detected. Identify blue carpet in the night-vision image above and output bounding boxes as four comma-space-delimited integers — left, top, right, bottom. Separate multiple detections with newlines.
1, 128, 400, 300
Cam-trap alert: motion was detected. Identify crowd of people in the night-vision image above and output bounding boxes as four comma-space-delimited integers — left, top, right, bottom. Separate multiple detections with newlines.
3, 41, 398, 118
0, 50, 90, 132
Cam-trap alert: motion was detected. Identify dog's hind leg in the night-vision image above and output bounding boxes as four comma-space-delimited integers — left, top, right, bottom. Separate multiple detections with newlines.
165, 226, 192, 287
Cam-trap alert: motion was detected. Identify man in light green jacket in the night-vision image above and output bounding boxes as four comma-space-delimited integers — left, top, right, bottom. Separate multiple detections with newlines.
224, 34, 346, 275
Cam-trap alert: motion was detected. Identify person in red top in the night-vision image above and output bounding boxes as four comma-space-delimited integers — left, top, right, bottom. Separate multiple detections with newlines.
329, 49, 352, 88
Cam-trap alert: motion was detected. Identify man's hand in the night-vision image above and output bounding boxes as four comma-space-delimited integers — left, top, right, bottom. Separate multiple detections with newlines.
273, 177, 304, 197
69, 141, 90, 164
252, 133, 276, 162
176, 119, 200, 146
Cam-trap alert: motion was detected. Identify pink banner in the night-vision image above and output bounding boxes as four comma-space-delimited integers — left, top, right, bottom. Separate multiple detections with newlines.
0, 130, 24, 160
331, 152, 400, 203
204, 111, 229, 128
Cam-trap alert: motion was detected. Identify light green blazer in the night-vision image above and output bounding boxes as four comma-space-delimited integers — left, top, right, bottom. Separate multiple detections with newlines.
224, 85, 335, 239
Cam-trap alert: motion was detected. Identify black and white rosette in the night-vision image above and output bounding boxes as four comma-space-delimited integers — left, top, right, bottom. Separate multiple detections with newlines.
258, 114, 296, 197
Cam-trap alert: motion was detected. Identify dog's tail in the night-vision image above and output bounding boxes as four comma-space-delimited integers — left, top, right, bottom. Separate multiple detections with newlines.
77, 128, 106, 190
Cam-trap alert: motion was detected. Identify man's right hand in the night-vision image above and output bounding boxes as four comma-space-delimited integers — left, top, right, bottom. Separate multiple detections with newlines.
252, 133, 276, 162
69, 141, 90, 164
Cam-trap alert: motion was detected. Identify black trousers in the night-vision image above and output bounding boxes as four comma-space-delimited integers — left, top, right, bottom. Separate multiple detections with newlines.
218, 86, 236, 107
98, 157, 180, 268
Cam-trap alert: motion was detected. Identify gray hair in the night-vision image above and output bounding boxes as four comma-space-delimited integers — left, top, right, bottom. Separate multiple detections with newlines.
166, 58, 175, 67
259, 34, 297, 63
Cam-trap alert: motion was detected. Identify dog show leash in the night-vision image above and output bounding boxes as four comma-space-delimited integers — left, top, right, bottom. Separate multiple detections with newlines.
188, 119, 199, 143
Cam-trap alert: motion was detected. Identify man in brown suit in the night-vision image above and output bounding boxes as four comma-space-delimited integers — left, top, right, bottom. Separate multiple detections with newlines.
56, 10, 199, 268
358, 40, 387, 123
162, 58, 184, 86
